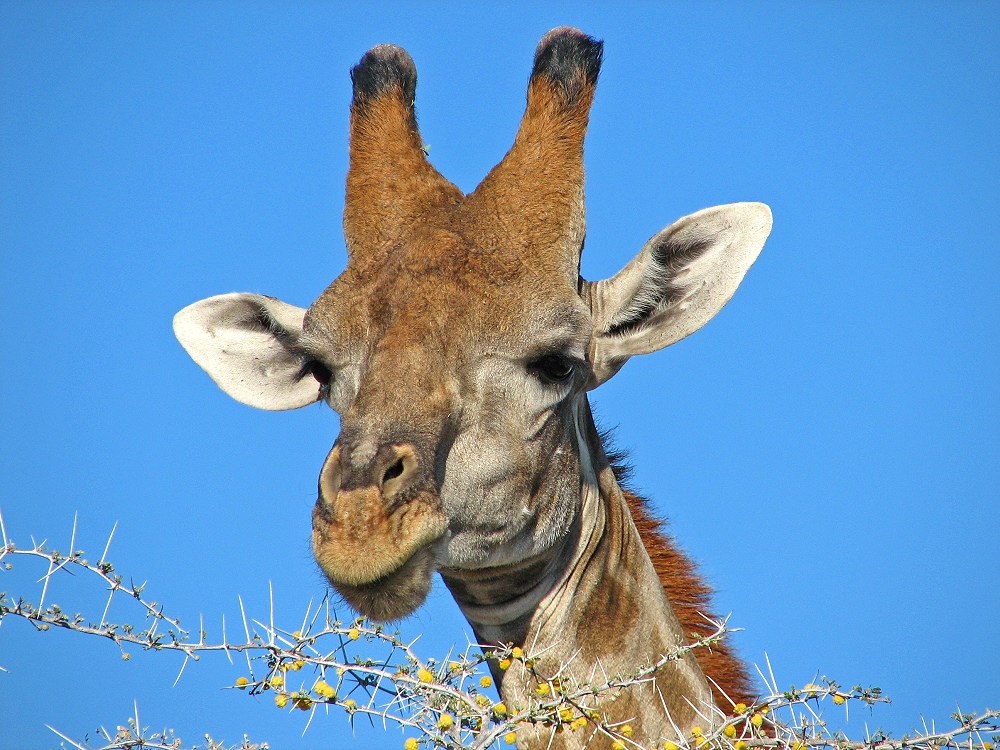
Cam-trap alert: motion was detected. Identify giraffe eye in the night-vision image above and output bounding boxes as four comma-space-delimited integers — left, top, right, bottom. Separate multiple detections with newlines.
530, 354, 575, 385
307, 360, 333, 387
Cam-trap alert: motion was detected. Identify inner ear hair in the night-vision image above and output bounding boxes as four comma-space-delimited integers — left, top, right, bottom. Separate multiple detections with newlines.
248, 300, 296, 339
602, 233, 718, 337
585, 203, 772, 387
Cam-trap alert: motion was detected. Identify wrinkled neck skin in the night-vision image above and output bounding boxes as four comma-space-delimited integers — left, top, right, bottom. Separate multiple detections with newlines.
440, 398, 714, 749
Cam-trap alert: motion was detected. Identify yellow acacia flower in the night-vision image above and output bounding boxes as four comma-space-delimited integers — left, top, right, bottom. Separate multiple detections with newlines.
292, 630, 302, 638
344, 699, 357, 712
612, 741, 626, 750
404, 739, 419, 750
314, 681, 336, 699
621, 725, 633, 738
535, 682, 550, 696
511, 647, 524, 660
294, 696, 312, 711
733, 703, 748, 715
691, 726, 704, 736
275, 694, 289, 708
504, 732, 517, 745
498, 658, 512, 670
475, 694, 491, 708
235, 677, 249, 689
833, 694, 846, 705
291, 660, 305, 671
480, 676, 493, 688
494, 702, 508, 716
270, 675, 284, 688
449, 661, 461, 672
759, 705, 769, 715
724, 725, 738, 738
417, 668, 434, 683
347, 628, 360, 640
437, 713, 454, 731
751, 713, 764, 728
664, 742, 678, 750
559, 707, 573, 722
735, 742, 748, 750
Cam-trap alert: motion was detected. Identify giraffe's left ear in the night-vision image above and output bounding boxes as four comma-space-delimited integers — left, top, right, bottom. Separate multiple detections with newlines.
173, 293, 321, 411
584, 202, 772, 387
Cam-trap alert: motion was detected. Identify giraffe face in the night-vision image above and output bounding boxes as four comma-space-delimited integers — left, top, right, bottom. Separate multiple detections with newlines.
298, 226, 593, 619
173, 28, 772, 621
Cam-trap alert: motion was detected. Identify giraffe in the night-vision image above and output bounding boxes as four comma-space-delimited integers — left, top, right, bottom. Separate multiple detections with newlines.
174, 27, 772, 748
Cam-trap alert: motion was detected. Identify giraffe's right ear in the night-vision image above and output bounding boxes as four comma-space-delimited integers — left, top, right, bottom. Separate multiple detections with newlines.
173, 293, 322, 411
584, 202, 772, 387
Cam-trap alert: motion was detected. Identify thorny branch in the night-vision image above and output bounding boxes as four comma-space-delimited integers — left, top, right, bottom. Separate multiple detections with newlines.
1, 511, 996, 750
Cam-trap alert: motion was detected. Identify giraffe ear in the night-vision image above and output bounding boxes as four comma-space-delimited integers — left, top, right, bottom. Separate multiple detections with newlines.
585, 202, 772, 387
173, 293, 322, 411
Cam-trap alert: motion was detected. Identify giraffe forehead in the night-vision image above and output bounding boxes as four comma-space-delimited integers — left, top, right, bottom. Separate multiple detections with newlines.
308, 230, 591, 358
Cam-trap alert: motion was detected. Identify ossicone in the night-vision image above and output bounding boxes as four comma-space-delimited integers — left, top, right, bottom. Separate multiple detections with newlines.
531, 27, 604, 107
350, 43, 418, 111
343, 41, 462, 259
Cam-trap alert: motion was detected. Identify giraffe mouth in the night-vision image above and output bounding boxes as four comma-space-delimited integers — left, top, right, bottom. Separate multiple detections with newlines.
327, 543, 440, 622
311, 489, 449, 621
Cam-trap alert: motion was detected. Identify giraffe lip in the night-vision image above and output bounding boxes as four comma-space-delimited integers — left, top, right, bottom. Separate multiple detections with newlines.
322, 538, 443, 622
311, 491, 448, 587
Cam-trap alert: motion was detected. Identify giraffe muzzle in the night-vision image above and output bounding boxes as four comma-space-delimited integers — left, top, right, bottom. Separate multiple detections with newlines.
311, 443, 448, 617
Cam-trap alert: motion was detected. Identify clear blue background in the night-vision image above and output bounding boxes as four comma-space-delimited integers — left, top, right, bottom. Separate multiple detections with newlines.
1, 2, 997, 748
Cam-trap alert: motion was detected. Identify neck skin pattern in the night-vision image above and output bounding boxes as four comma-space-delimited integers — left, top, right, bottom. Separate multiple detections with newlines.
440, 397, 715, 749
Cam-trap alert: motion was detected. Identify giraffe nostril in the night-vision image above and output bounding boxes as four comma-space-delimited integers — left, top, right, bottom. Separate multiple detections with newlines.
382, 458, 405, 485
380, 447, 418, 503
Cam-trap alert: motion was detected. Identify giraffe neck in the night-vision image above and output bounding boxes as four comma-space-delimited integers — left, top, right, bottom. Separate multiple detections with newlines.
441, 398, 715, 748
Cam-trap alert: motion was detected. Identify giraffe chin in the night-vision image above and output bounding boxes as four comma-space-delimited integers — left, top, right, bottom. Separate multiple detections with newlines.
311, 497, 449, 622
328, 544, 437, 622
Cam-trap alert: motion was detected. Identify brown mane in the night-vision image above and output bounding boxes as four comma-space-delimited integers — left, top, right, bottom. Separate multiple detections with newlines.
604, 438, 753, 709
623, 490, 754, 708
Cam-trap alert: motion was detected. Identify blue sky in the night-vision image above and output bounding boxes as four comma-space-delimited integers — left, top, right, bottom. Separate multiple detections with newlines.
1, 2, 997, 748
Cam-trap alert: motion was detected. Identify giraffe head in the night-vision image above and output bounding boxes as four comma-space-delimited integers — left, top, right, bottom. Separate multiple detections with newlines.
174, 28, 771, 621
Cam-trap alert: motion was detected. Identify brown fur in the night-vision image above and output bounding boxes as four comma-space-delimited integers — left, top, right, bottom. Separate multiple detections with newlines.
345, 84, 462, 261
341, 32, 754, 717
345, 54, 595, 285
462, 76, 593, 282
623, 489, 754, 708
179, 29, 765, 747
